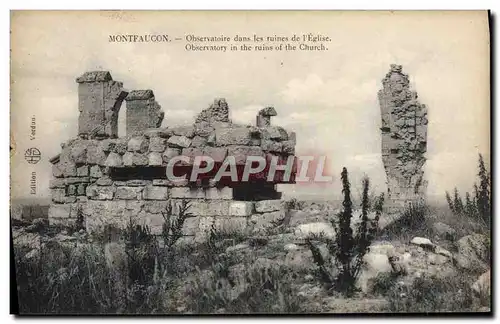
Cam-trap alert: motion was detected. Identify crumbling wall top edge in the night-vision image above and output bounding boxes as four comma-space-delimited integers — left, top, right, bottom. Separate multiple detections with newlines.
76, 71, 113, 83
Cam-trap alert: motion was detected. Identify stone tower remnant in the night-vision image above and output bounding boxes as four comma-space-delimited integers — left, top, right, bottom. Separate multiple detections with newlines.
76, 71, 128, 139
378, 64, 428, 209
125, 90, 164, 136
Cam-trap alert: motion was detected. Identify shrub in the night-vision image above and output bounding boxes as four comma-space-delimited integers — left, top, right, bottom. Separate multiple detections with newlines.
379, 200, 429, 240
307, 168, 384, 296
160, 200, 191, 275
476, 154, 491, 223
371, 272, 399, 296
445, 153, 490, 225
453, 187, 464, 215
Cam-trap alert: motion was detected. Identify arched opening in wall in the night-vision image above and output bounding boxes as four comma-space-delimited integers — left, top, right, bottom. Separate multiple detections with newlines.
117, 101, 127, 138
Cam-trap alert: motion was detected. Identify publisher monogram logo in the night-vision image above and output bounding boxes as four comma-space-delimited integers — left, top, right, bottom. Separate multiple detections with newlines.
25, 147, 41, 164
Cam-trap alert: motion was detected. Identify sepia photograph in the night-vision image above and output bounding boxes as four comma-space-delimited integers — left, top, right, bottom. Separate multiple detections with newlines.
9, 10, 491, 315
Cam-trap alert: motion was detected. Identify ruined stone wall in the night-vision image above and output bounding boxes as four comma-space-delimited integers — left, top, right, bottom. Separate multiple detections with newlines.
48, 71, 296, 241
378, 65, 428, 209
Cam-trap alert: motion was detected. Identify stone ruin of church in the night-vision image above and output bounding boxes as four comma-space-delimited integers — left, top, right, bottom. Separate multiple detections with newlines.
48, 71, 297, 242
379, 64, 428, 210
47, 66, 428, 238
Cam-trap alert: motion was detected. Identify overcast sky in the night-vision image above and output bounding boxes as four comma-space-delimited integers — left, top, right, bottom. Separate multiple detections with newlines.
10, 11, 490, 201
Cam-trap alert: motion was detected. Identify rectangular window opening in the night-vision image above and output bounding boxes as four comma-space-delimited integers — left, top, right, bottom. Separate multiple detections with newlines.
110, 166, 167, 181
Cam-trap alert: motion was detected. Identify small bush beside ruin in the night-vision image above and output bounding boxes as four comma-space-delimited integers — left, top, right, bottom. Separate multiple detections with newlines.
307, 167, 384, 296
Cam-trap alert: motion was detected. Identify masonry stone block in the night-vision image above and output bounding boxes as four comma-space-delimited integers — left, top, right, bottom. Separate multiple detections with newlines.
104, 152, 123, 167
181, 147, 204, 162
170, 187, 205, 199
96, 177, 113, 186
171, 126, 195, 138
77, 184, 87, 196
49, 179, 66, 189
70, 142, 88, 164
193, 121, 214, 137
172, 200, 230, 217
215, 126, 256, 146
153, 178, 189, 187
205, 187, 233, 200
207, 133, 216, 146
148, 152, 163, 166
65, 177, 90, 184
143, 185, 169, 200
128, 136, 149, 153
261, 140, 282, 153
162, 147, 181, 162
281, 140, 295, 155
48, 203, 77, 220
67, 185, 77, 196
144, 201, 170, 214
60, 162, 77, 177
259, 106, 277, 117
99, 139, 117, 152
127, 180, 150, 187
122, 152, 134, 166
227, 146, 264, 165
261, 126, 288, 141
51, 188, 67, 203
229, 201, 254, 216
82, 200, 128, 234
52, 163, 64, 178
89, 165, 103, 178
143, 128, 172, 138
115, 186, 143, 200
114, 140, 128, 154
202, 147, 227, 163
86, 184, 115, 200
76, 165, 89, 177
167, 135, 191, 148
125, 200, 144, 213
191, 136, 208, 147
149, 137, 166, 152
85, 142, 107, 166
152, 179, 169, 186
124, 152, 148, 166
255, 199, 283, 213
